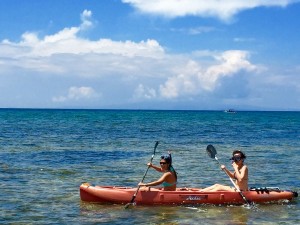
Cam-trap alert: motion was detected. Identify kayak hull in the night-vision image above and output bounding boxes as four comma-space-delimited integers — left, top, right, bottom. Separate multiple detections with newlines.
80, 183, 297, 205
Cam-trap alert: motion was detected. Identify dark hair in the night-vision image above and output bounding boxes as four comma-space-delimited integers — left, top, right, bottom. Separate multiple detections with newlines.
161, 153, 177, 180
161, 154, 172, 164
232, 150, 246, 159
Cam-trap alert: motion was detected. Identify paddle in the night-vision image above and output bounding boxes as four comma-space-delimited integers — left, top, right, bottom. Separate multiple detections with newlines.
124, 141, 159, 208
206, 144, 251, 205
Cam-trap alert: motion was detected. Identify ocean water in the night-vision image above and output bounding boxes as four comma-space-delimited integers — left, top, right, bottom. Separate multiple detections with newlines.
0, 109, 299, 224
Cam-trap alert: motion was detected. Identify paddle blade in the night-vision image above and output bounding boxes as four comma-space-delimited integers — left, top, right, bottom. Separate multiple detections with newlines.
206, 144, 217, 159
153, 141, 159, 154
124, 202, 136, 209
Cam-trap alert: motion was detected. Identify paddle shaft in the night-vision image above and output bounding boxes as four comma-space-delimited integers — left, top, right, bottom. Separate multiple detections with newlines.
214, 156, 250, 205
126, 141, 159, 207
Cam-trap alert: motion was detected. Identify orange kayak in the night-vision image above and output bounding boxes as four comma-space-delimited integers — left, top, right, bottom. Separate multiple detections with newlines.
80, 183, 298, 205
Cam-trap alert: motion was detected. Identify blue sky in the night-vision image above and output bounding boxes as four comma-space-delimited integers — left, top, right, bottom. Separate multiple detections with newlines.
0, 0, 299, 110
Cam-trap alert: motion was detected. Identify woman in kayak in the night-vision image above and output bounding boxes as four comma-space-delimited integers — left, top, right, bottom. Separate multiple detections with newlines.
139, 152, 177, 191
201, 150, 248, 192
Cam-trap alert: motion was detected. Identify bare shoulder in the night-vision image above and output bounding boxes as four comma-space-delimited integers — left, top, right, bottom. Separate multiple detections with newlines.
163, 171, 173, 177
241, 164, 248, 171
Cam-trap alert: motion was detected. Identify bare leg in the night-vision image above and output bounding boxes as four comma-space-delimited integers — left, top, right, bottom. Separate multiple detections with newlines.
201, 184, 233, 192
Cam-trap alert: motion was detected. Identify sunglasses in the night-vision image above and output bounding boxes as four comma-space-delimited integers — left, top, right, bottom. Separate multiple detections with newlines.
231, 156, 242, 162
160, 162, 167, 165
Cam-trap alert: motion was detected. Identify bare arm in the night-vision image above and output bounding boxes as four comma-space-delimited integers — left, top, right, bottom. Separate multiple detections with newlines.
148, 163, 162, 172
221, 165, 235, 179
233, 164, 248, 182
139, 173, 169, 187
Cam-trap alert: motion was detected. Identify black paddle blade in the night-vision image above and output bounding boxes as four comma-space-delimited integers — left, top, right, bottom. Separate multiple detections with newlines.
206, 144, 217, 159
153, 141, 159, 154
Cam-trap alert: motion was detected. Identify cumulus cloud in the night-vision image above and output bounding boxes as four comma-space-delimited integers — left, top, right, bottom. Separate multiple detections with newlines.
52, 86, 99, 102
0, 8, 260, 105
80, 9, 93, 30
0, 9, 264, 108
0, 10, 164, 77
133, 84, 157, 99
122, 0, 298, 21
159, 50, 258, 99
0, 9, 164, 73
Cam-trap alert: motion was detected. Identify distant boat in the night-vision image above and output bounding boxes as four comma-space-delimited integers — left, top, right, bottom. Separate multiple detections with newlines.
224, 109, 236, 113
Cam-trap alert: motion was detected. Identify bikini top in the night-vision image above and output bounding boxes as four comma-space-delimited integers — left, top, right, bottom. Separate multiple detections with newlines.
162, 181, 177, 187
162, 167, 177, 187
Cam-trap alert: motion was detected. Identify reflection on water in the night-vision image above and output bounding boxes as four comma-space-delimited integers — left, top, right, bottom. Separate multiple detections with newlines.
78, 201, 299, 225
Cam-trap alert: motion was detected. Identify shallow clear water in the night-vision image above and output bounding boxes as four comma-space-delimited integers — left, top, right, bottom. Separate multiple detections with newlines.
0, 109, 299, 224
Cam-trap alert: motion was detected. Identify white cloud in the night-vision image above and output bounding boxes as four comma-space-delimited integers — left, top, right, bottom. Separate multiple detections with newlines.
170, 26, 215, 35
133, 84, 157, 99
159, 60, 200, 98
158, 50, 258, 99
52, 86, 99, 103
80, 9, 93, 30
0, 9, 165, 76
204, 50, 257, 88
122, 0, 298, 21
0, 9, 163, 58
0, 10, 260, 105
1, 9, 298, 110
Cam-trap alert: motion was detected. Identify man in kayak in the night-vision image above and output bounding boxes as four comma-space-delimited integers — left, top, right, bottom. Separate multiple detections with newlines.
201, 150, 248, 192
138, 152, 177, 191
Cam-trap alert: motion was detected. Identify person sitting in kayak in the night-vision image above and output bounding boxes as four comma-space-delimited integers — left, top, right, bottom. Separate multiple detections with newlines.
138, 152, 177, 191
201, 150, 248, 192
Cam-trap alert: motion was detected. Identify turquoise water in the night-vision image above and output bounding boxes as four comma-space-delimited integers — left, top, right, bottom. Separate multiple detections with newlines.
0, 109, 299, 224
